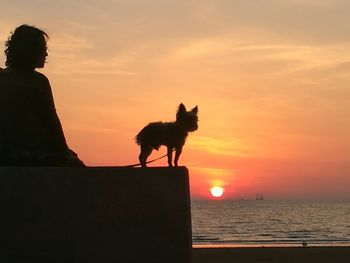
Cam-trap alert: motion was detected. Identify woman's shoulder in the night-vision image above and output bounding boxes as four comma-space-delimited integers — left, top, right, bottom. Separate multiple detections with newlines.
0, 68, 48, 80
33, 71, 49, 82
26, 71, 50, 90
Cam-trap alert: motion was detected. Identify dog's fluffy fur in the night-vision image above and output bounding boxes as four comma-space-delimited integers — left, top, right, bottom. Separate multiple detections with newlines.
135, 103, 198, 167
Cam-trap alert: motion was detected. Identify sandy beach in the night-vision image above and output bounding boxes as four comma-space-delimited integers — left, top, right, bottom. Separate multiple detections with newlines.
193, 246, 350, 263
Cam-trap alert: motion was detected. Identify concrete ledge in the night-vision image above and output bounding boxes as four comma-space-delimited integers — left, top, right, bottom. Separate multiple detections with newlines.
0, 167, 192, 263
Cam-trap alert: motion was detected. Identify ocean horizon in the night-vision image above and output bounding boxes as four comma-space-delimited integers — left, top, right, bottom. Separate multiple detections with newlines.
191, 200, 350, 246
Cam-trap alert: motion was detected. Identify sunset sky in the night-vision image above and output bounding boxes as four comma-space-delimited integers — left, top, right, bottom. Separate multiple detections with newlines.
1, 0, 349, 200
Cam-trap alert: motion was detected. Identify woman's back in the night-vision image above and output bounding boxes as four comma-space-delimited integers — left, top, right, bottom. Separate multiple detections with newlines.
1, 69, 49, 138
0, 69, 65, 164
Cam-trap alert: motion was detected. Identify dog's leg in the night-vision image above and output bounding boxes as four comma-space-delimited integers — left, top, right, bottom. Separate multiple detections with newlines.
167, 146, 174, 167
139, 145, 153, 167
174, 146, 183, 167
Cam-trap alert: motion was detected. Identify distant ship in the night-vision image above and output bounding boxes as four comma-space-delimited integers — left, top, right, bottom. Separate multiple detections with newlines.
256, 193, 264, 200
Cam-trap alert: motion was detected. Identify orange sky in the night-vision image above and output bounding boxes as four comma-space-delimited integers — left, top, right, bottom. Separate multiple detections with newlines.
1, 1, 350, 200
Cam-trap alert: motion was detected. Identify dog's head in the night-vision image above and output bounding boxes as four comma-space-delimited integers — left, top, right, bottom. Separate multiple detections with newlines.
176, 103, 199, 132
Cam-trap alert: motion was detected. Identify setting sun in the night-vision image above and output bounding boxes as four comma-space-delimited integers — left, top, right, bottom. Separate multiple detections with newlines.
210, 186, 224, 198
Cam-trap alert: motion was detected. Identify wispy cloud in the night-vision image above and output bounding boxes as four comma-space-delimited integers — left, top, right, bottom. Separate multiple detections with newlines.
50, 34, 94, 51
191, 166, 236, 187
189, 135, 253, 157
47, 33, 139, 76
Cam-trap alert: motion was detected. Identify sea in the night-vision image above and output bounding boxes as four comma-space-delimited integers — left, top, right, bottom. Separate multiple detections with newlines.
191, 200, 350, 247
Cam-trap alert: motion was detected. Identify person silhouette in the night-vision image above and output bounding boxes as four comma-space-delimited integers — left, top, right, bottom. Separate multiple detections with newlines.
0, 24, 85, 166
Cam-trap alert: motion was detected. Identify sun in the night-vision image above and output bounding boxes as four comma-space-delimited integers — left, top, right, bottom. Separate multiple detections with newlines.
210, 186, 224, 198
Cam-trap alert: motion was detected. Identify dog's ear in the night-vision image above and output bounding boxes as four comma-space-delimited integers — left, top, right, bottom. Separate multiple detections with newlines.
177, 103, 187, 120
191, 106, 198, 114
178, 103, 187, 112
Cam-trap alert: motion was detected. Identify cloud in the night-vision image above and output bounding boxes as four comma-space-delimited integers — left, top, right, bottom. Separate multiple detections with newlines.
46, 32, 139, 76
189, 136, 254, 157
50, 34, 94, 52
191, 166, 236, 187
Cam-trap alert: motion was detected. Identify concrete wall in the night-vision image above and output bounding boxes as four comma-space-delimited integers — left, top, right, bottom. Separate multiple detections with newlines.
0, 167, 192, 263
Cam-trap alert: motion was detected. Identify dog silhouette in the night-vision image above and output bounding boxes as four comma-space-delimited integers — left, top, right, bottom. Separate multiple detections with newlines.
135, 103, 198, 167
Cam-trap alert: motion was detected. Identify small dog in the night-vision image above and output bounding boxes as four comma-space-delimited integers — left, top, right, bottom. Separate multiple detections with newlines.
135, 103, 199, 167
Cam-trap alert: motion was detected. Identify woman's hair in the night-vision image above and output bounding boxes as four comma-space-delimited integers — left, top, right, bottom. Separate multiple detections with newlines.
4, 24, 49, 70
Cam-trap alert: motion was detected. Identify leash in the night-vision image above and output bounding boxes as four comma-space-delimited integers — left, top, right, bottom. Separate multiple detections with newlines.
122, 149, 175, 168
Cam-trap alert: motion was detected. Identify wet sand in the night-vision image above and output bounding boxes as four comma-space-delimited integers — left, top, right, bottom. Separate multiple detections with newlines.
193, 246, 350, 263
